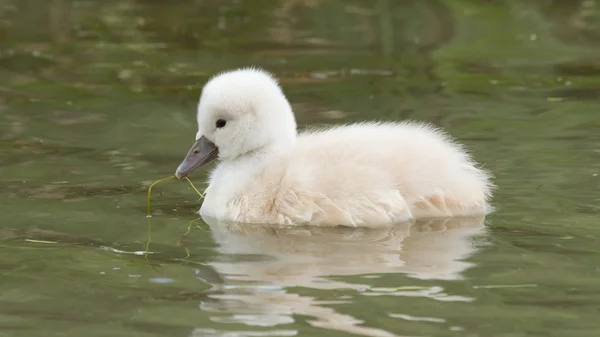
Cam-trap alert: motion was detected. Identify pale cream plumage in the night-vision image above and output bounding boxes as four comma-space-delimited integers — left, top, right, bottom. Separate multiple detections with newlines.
175, 67, 494, 227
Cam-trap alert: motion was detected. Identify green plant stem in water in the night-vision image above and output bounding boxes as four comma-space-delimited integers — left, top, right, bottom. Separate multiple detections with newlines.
147, 175, 176, 217
184, 217, 205, 237
144, 217, 152, 260
185, 177, 205, 198
145, 175, 206, 260
147, 175, 205, 217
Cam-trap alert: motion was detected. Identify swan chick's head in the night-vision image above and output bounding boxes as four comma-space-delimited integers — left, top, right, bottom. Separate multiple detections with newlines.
175, 67, 297, 179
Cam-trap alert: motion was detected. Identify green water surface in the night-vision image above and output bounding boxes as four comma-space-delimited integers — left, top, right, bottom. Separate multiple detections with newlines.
1, 1, 599, 336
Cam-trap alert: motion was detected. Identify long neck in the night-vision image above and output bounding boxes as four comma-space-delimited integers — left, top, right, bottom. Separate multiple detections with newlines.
265, 96, 297, 151
231, 141, 290, 170
210, 142, 288, 199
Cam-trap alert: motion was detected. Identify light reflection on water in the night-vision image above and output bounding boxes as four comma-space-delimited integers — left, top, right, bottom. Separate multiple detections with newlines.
190, 217, 485, 336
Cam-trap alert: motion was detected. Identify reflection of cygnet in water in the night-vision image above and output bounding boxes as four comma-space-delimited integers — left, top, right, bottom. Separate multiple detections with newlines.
205, 216, 485, 285
192, 217, 486, 337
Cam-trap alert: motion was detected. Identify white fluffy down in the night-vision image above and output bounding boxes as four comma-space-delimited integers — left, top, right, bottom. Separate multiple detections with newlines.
191, 67, 494, 227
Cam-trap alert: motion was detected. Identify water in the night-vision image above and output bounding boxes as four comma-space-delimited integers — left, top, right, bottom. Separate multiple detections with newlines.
1, 1, 599, 336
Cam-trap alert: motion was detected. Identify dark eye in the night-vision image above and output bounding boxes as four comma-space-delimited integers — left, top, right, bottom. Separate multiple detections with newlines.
216, 119, 226, 128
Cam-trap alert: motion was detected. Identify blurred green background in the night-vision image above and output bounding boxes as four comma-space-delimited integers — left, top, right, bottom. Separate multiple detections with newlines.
0, 1, 599, 336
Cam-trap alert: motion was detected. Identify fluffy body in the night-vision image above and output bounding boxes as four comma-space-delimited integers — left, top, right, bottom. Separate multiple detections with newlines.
189, 68, 494, 227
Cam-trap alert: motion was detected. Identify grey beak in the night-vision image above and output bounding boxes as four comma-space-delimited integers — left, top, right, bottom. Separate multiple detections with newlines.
175, 136, 218, 179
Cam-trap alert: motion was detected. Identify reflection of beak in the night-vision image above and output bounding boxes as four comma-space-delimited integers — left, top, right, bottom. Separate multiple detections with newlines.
175, 136, 218, 179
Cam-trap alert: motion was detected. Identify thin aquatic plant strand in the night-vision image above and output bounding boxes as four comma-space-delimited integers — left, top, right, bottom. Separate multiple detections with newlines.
147, 175, 176, 217
182, 217, 207, 260
185, 177, 205, 198
145, 175, 206, 260
147, 176, 205, 217
144, 217, 152, 260
184, 217, 206, 237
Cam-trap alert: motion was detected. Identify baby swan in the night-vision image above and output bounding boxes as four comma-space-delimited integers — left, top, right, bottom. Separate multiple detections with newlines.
175, 67, 493, 228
